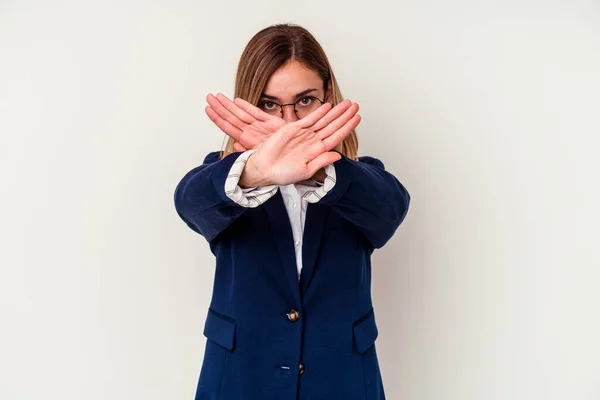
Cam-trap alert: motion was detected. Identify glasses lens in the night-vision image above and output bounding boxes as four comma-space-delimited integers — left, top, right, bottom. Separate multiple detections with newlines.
295, 97, 322, 118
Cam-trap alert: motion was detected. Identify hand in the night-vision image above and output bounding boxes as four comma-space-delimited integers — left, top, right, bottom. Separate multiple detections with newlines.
241, 99, 360, 187
205, 93, 285, 152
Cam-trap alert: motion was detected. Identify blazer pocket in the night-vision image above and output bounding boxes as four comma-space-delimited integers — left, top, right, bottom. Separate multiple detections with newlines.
352, 308, 379, 354
203, 308, 237, 352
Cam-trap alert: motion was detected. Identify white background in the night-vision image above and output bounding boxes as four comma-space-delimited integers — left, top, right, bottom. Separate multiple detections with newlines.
1, 1, 599, 399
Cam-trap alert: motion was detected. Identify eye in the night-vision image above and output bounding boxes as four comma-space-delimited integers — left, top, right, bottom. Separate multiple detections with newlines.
297, 97, 314, 107
258, 101, 277, 111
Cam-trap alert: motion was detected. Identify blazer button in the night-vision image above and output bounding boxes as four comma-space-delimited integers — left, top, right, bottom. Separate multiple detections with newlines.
287, 309, 300, 322
299, 362, 305, 375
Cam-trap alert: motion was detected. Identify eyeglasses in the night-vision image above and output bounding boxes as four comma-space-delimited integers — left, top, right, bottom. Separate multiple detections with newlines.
257, 95, 326, 119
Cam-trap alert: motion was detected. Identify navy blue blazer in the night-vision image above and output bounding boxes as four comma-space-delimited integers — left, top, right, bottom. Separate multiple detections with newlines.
174, 149, 410, 400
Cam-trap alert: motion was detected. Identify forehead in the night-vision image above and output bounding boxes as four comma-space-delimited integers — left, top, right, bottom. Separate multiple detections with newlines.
262, 60, 323, 99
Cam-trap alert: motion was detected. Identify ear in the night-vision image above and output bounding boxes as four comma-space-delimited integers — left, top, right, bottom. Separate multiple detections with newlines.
325, 80, 333, 103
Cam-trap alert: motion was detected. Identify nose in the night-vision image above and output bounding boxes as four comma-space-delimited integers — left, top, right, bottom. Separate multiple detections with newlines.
282, 106, 299, 122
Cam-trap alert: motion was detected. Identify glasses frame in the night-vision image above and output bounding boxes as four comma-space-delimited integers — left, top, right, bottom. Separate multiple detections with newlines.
261, 95, 327, 119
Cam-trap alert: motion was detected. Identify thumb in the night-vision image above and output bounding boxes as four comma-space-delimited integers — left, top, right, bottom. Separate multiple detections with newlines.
233, 141, 248, 152
306, 151, 341, 177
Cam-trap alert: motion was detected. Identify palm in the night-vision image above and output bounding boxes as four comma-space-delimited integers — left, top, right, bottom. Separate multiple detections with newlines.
205, 93, 285, 151
246, 100, 361, 186
256, 125, 329, 185
237, 116, 285, 150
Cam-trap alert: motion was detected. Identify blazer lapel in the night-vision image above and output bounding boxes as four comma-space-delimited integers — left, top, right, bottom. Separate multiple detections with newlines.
263, 191, 302, 302
299, 203, 330, 294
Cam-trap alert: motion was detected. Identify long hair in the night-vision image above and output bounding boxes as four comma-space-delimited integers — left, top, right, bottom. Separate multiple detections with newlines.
219, 23, 359, 161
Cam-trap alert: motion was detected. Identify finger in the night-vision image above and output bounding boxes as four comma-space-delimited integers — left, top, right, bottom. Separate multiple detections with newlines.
233, 141, 248, 152
233, 97, 275, 122
205, 105, 244, 140
296, 102, 333, 129
207, 93, 246, 130
216, 93, 255, 125
322, 114, 361, 150
310, 99, 352, 132
306, 151, 343, 177
316, 102, 359, 140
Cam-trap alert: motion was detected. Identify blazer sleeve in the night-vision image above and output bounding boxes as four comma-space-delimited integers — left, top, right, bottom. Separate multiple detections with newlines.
319, 151, 410, 249
173, 150, 277, 242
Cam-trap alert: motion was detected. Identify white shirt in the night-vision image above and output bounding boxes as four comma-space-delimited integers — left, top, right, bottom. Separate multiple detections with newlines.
224, 149, 337, 280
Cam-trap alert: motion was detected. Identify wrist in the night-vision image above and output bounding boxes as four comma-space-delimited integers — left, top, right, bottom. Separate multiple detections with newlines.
311, 167, 326, 184
239, 154, 272, 188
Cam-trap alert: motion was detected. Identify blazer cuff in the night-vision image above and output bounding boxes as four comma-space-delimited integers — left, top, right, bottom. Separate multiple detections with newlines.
316, 151, 352, 205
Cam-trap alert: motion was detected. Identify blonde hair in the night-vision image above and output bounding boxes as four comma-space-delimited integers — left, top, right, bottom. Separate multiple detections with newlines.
219, 23, 359, 161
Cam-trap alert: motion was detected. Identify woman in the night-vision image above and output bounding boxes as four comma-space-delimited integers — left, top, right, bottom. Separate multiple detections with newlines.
174, 23, 410, 400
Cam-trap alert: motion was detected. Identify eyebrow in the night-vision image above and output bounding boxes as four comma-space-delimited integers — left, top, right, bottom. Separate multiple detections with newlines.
260, 88, 319, 102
